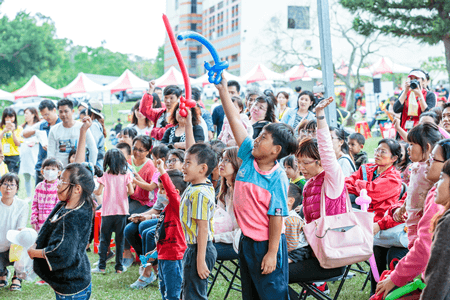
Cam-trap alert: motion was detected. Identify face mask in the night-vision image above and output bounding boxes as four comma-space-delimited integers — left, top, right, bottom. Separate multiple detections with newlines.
157, 193, 169, 206
43, 170, 58, 181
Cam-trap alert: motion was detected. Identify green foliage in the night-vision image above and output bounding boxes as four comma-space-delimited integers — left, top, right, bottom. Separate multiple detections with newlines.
0, 12, 63, 85
153, 45, 165, 77
421, 56, 447, 72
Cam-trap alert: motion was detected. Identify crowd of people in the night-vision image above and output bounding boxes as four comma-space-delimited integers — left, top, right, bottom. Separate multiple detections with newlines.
0, 67, 450, 300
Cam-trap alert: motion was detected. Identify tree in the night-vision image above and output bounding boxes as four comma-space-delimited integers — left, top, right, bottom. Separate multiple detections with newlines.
0, 12, 63, 85
340, 0, 450, 84
153, 45, 164, 77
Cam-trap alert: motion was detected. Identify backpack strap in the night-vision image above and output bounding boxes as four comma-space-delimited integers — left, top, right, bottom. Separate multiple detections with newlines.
362, 165, 368, 181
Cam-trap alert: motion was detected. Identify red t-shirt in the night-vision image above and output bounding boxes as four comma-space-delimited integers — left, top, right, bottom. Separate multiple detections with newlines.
155, 173, 187, 260
130, 159, 156, 206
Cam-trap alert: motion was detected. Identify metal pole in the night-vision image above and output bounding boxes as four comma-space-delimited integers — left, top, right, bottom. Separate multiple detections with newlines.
317, 0, 337, 128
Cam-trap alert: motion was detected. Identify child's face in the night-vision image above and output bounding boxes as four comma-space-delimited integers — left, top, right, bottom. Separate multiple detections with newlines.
41, 165, 61, 180
408, 142, 426, 163
182, 153, 205, 183
348, 139, 363, 156
0, 153, 4, 164
69, 155, 75, 164
0, 180, 18, 198
5, 116, 15, 123
158, 181, 165, 195
119, 134, 133, 147
284, 164, 298, 180
287, 196, 295, 211
167, 154, 183, 171
119, 148, 131, 160
252, 129, 276, 160
435, 172, 450, 206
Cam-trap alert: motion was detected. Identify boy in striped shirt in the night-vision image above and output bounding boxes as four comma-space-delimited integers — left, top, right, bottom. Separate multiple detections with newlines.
180, 143, 218, 300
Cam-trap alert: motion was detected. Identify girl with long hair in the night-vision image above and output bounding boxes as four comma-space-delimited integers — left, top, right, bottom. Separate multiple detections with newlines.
0, 107, 23, 173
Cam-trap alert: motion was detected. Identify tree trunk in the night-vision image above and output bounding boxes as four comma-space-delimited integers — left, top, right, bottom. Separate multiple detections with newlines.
346, 87, 356, 112
443, 36, 450, 87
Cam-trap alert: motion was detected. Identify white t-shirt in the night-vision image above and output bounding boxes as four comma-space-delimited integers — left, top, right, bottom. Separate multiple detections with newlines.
127, 124, 153, 136
0, 197, 29, 252
47, 121, 98, 167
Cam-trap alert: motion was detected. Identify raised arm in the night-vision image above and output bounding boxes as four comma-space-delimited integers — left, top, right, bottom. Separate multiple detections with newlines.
184, 109, 195, 150
74, 117, 92, 163
215, 76, 247, 147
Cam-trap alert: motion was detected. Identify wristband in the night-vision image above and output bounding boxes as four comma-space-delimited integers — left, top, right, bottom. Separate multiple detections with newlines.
317, 116, 325, 120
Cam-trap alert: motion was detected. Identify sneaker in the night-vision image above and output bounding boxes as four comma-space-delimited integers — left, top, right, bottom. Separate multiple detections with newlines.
91, 266, 106, 274
106, 251, 115, 263
123, 257, 134, 269
314, 283, 330, 295
35, 280, 48, 286
130, 272, 157, 289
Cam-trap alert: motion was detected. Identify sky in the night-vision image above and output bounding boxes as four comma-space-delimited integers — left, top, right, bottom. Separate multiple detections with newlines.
0, 0, 167, 59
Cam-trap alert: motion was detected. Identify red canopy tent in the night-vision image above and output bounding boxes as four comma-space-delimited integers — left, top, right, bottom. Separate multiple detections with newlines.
154, 66, 195, 87
241, 64, 285, 84
366, 57, 412, 76
104, 69, 149, 93
59, 73, 107, 97
12, 75, 63, 100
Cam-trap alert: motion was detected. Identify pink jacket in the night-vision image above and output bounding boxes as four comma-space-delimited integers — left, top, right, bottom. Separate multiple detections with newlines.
30, 180, 59, 232
390, 186, 443, 287
302, 126, 347, 224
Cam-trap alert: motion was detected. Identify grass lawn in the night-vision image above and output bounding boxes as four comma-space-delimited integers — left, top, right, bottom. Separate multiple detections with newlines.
3, 102, 379, 299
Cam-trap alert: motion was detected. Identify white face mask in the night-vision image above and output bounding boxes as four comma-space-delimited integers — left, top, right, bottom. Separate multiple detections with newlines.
157, 193, 169, 206
43, 170, 59, 181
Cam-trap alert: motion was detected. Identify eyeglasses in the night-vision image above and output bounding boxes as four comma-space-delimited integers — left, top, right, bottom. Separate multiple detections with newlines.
57, 179, 74, 187
374, 148, 390, 156
167, 158, 180, 164
300, 130, 316, 136
298, 160, 317, 167
132, 147, 147, 153
252, 104, 267, 112
1, 183, 17, 189
219, 158, 232, 164
429, 154, 446, 164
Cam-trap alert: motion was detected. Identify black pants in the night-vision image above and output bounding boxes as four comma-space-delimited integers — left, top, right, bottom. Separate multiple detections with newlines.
99, 215, 127, 271
288, 257, 346, 299
35, 170, 43, 187
4, 155, 20, 174
370, 245, 408, 295
124, 198, 151, 250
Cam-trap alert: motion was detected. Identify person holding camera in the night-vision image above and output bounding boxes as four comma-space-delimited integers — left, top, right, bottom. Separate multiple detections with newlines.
393, 69, 436, 133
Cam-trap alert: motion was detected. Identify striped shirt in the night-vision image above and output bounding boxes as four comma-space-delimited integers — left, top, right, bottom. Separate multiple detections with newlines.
285, 210, 309, 252
31, 180, 59, 231
180, 182, 215, 244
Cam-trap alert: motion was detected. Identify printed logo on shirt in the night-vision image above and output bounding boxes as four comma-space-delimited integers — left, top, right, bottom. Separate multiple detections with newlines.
238, 169, 245, 178
275, 208, 282, 216
59, 139, 73, 153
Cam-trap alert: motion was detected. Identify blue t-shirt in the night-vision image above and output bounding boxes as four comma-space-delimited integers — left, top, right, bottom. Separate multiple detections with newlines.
35, 118, 61, 171
233, 137, 289, 241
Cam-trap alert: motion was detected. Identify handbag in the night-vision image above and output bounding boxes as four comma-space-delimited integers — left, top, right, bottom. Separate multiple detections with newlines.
303, 185, 374, 269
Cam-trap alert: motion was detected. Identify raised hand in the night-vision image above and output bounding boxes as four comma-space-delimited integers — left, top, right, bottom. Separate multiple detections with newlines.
214, 74, 228, 92
148, 80, 156, 95
314, 97, 334, 114
80, 116, 92, 132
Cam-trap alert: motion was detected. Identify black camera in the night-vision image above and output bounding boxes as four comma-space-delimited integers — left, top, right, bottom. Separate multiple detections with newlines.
410, 79, 420, 90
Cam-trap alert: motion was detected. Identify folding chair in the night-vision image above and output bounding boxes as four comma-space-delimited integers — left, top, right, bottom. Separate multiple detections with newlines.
351, 261, 371, 291
208, 259, 241, 299
295, 264, 353, 300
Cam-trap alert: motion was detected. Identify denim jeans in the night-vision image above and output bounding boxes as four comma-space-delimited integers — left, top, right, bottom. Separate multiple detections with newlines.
124, 219, 158, 255
159, 260, 183, 300
140, 221, 157, 255
214, 242, 239, 260
54, 283, 91, 300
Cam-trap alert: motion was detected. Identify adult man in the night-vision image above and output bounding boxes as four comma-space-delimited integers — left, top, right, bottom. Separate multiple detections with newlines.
442, 103, 450, 134
212, 80, 240, 137
154, 87, 163, 101
23, 100, 61, 186
192, 87, 214, 140
393, 69, 436, 132
438, 84, 449, 102
47, 99, 98, 167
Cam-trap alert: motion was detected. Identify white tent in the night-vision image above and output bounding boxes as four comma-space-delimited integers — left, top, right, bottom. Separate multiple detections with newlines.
59, 72, 107, 97
12, 75, 63, 100
365, 57, 412, 76
283, 64, 323, 81
0, 89, 14, 101
191, 70, 242, 86
241, 64, 285, 84
154, 66, 195, 87
104, 69, 149, 93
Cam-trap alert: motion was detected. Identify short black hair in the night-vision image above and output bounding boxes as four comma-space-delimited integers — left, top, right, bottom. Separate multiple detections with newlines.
133, 135, 153, 153
57, 98, 74, 110
294, 86, 302, 93
155, 87, 162, 91
298, 91, 316, 111
283, 155, 298, 171
116, 142, 132, 156
68, 148, 77, 161
379, 138, 402, 164
152, 145, 170, 160
42, 157, 63, 171
288, 183, 302, 209
192, 87, 202, 101
443, 102, 450, 111
208, 140, 226, 159
169, 149, 185, 163
166, 169, 188, 195
163, 85, 182, 98
38, 99, 56, 111
0, 173, 19, 190
407, 123, 442, 157
103, 148, 128, 175
227, 80, 240, 93
186, 143, 218, 176
420, 111, 440, 125
121, 127, 138, 140
348, 132, 365, 146
264, 123, 298, 160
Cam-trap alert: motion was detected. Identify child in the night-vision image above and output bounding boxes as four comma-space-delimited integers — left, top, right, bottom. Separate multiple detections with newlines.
0, 108, 23, 173
180, 143, 218, 300
31, 158, 63, 232
68, 148, 77, 164
0, 173, 28, 291
284, 155, 307, 192
92, 148, 134, 274
116, 142, 133, 171
218, 96, 253, 146
348, 132, 368, 170
149, 145, 170, 203
216, 77, 298, 299
154, 160, 188, 300
166, 149, 185, 171
285, 183, 311, 263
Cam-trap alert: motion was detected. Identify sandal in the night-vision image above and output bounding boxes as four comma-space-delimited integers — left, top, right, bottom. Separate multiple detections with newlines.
9, 277, 22, 291
0, 270, 10, 289
129, 273, 157, 289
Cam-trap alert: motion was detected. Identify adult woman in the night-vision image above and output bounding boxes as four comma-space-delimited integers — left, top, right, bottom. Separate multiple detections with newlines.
244, 90, 260, 116
289, 97, 347, 299
249, 95, 276, 139
281, 91, 316, 131
161, 104, 204, 149
214, 147, 242, 260
128, 100, 153, 136
276, 92, 292, 121
375, 139, 450, 298
123, 135, 157, 267
331, 127, 356, 176
0, 108, 23, 173
81, 99, 106, 168
29, 118, 96, 299
346, 139, 402, 219
19, 107, 41, 200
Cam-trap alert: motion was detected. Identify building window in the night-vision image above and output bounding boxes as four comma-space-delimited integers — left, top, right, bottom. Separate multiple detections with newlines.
231, 54, 238, 62
218, 1, 223, 9
232, 6, 235, 17
197, 46, 202, 53
191, 23, 197, 31
231, 20, 235, 32
191, 0, 197, 13
235, 4, 238, 15
210, 6, 215, 13
190, 52, 197, 68
288, 6, 310, 29
235, 19, 238, 30
304, 40, 312, 50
